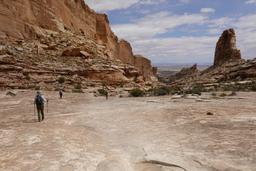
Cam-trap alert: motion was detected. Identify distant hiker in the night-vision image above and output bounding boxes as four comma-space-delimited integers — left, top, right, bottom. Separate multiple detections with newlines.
59, 90, 63, 99
34, 91, 48, 122
105, 91, 109, 100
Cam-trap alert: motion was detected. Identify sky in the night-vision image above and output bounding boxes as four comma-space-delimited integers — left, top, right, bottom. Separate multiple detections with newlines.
84, 0, 256, 64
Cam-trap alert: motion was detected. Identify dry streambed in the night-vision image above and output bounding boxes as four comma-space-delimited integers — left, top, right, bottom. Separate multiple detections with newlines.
0, 91, 255, 171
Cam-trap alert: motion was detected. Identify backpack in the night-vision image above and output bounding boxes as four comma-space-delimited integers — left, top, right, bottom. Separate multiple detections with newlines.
35, 95, 44, 105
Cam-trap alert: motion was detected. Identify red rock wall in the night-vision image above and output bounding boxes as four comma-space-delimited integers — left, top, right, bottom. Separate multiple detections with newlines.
0, 0, 157, 80
134, 55, 155, 81
95, 14, 119, 59
118, 40, 135, 65
0, 0, 96, 39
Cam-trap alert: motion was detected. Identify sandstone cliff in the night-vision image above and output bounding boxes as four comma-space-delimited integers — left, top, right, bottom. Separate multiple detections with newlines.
0, 0, 157, 90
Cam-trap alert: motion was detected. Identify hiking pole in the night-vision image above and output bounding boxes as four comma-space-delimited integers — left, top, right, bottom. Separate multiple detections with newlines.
47, 100, 49, 114
34, 103, 36, 116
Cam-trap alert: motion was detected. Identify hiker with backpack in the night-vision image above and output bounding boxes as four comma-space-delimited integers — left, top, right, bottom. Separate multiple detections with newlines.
34, 91, 48, 122
59, 90, 63, 99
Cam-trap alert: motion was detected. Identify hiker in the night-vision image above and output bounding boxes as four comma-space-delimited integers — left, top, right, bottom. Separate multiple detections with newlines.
105, 91, 109, 100
59, 90, 63, 99
34, 91, 48, 122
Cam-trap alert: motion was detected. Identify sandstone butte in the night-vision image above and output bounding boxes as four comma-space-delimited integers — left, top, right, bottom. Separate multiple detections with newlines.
0, 0, 157, 90
214, 28, 242, 66
168, 28, 256, 89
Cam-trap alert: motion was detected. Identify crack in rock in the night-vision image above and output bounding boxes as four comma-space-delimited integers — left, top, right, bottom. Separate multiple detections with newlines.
142, 160, 187, 171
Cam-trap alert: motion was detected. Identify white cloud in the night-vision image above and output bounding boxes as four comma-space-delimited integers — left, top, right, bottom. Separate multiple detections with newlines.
200, 8, 216, 13
84, 0, 184, 11
84, 0, 140, 11
112, 11, 256, 64
133, 36, 218, 63
84, 0, 165, 11
112, 12, 206, 41
85, 0, 256, 63
245, 0, 256, 4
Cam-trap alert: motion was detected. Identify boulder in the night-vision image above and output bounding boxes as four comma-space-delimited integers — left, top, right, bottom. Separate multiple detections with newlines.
61, 48, 91, 58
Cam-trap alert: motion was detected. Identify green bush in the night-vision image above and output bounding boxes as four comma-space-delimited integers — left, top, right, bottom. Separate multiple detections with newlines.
72, 84, 83, 93
23, 72, 31, 80
72, 89, 83, 93
74, 84, 82, 90
153, 86, 171, 96
229, 91, 237, 96
169, 86, 182, 95
35, 86, 41, 90
58, 76, 65, 84
129, 88, 145, 97
220, 93, 227, 97
251, 82, 256, 91
185, 86, 204, 95
98, 89, 108, 96
211, 92, 217, 97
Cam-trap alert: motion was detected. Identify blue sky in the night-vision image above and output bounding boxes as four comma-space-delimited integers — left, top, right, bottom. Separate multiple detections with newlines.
85, 0, 256, 64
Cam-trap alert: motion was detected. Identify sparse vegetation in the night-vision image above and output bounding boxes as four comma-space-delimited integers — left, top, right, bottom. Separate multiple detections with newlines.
152, 86, 171, 96
185, 85, 204, 96
220, 92, 227, 97
229, 91, 237, 96
72, 83, 83, 93
35, 86, 41, 90
74, 84, 82, 90
98, 89, 108, 96
222, 81, 256, 92
58, 76, 65, 84
211, 92, 217, 97
129, 88, 145, 97
23, 72, 31, 80
169, 86, 182, 95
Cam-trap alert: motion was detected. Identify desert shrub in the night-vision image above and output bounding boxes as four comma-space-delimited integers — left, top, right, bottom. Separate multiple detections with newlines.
229, 91, 237, 96
185, 86, 204, 95
211, 92, 217, 97
220, 92, 227, 97
223, 84, 236, 91
250, 81, 256, 91
153, 86, 171, 96
58, 76, 65, 84
129, 88, 145, 97
169, 86, 182, 95
23, 72, 31, 80
72, 84, 83, 93
72, 89, 83, 93
35, 86, 41, 90
74, 84, 82, 90
98, 89, 108, 96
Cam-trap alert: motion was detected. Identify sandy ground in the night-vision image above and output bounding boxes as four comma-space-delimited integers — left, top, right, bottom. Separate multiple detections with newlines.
0, 90, 255, 171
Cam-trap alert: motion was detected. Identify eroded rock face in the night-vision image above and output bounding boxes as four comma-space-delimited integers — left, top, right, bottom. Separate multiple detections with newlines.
134, 55, 157, 81
118, 40, 135, 65
175, 64, 199, 79
95, 14, 119, 59
0, 0, 97, 39
214, 28, 241, 66
0, 0, 157, 87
